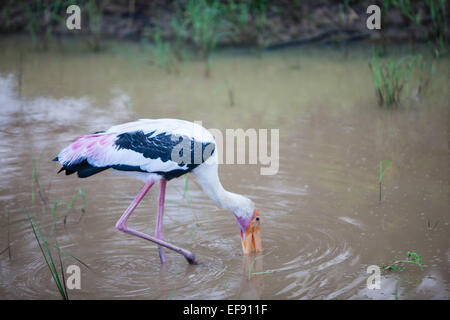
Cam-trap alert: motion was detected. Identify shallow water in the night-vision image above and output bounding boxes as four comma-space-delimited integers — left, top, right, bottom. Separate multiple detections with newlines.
0, 37, 449, 299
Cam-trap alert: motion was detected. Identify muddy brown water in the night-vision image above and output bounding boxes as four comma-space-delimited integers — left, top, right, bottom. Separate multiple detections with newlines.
0, 37, 449, 299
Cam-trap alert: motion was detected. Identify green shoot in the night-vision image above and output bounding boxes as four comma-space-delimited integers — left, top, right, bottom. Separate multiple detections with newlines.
369, 54, 418, 107
380, 251, 425, 273
50, 200, 58, 236
183, 175, 191, 204
7, 209, 11, 259
248, 261, 254, 280
168, 288, 175, 300
379, 160, 392, 202
151, 26, 177, 73
27, 210, 68, 300
248, 250, 273, 280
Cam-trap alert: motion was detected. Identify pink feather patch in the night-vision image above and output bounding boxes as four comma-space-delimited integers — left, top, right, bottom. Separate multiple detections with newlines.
60, 133, 116, 165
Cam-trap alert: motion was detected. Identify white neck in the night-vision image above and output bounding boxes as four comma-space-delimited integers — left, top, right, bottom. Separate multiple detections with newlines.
192, 162, 254, 220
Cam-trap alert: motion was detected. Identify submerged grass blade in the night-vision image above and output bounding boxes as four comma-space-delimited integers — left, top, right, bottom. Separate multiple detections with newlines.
379, 160, 392, 183
7, 209, 11, 259
168, 288, 175, 300
27, 211, 67, 299
380, 251, 425, 273
248, 261, 254, 280
379, 160, 392, 202
183, 175, 191, 204
52, 244, 91, 270
50, 200, 58, 236
55, 240, 69, 299
32, 156, 47, 206
369, 54, 422, 108
251, 271, 273, 275
33, 219, 66, 299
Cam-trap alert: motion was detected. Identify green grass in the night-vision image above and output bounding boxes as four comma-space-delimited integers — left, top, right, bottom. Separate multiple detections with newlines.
426, 0, 448, 56
5, 209, 12, 259
0, 210, 12, 259
32, 156, 48, 209
380, 251, 425, 272
151, 27, 177, 74
392, 0, 422, 25
26, 200, 91, 299
26, 158, 91, 298
248, 250, 273, 280
23, 0, 68, 50
369, 53, 437, 107
27, 210, 68, 299
170, 3, 190, 62
379, 160, 392, 202
214, 81, 235, 107
389, 0, 447, 55
63, 188, 88, 225
85, 0, 106, 52
369, 54, 419, 107
184, 0, 226, 76
417, 56, 436, 95
183, 175, 191, 204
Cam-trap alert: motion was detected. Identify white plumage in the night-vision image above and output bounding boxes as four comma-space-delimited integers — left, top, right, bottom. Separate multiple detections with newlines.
55, 118, 262, 264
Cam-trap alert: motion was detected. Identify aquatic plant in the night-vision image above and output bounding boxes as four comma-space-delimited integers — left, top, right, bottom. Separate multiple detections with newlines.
248, 250, 273, 280
23, 0, 68, 50
7, 210, 11, 259
0, 210, 12, 259
170, 3, 190, 62
184, 0, 225, 76
370, 53, 436, 107
222, 0, 271, 54
32, 156, 48, 208
1, 0, 16, 30
62, 188, 87, 224
27, 211, 69, 299
226, 81, 235, 107
214, 81, 235, 107
369, 54, 418, 107
27, 159, 91, 299
224, 0, 252, 43
378, 160, 392, 202
85, 0, 107, 52
168, 288, 175, 300
392, 0, 422, 26
380, 251, 425, 272
254, 11, 271, 55
424, 0, 448, 56
391, 0, 447, 55
417, 56, 436, 95
183, 175, 191, 204
151, 27, 177, 74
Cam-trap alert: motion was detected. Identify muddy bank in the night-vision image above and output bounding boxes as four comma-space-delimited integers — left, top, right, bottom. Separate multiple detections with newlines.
1, 0, 448, 49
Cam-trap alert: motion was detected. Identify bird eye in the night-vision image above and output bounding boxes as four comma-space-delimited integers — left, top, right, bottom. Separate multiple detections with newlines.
256, 217, 260, 221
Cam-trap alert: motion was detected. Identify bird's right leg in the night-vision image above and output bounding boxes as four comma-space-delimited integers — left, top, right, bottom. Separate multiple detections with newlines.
115, 180, 199, 265
155, 179, 167, 264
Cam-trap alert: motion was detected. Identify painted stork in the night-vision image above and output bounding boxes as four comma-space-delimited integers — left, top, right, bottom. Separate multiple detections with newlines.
54, 119, 262, 264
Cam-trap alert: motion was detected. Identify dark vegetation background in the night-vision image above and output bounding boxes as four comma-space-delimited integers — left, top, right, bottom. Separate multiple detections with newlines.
1, 0, 448, 51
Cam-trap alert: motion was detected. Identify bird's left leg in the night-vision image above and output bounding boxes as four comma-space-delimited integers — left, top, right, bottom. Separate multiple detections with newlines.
115, 180, 199, 265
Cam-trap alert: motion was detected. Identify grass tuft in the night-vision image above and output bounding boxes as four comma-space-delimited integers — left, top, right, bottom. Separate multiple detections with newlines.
369, 54, 418, 107
380, 251, 425, 273
379, 160, 392, 202
27, 209, 68, 300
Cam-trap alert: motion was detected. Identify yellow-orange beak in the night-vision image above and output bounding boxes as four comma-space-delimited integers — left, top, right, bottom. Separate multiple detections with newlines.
240, 209, 262, 254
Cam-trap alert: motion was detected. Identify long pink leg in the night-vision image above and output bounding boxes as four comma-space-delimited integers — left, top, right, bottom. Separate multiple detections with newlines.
155, 179, 166, 263
115, 180, 199, 265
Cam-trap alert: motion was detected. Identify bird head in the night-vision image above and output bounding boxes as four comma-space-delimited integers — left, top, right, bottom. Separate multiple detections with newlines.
236, 208, 262, 254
